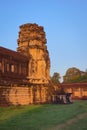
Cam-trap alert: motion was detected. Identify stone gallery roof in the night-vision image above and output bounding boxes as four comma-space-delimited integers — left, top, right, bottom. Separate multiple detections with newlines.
0, 46, 28, 62
61, 83, 87, 88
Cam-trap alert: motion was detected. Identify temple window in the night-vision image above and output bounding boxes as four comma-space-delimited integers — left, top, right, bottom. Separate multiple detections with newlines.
11, 64, 15, 72
19, 64, 21, 74
22, 67, 27, 75
6, 64, 9, 72
0, 62, 2, 71
13, 64, 16, 73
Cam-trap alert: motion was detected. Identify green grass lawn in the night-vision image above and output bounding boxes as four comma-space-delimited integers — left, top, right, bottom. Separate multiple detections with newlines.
0, 100, 87, 130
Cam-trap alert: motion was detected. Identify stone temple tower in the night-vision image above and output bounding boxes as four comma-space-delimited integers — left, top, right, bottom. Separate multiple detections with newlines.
0, 23, 53, 106
17, 23, 50, 85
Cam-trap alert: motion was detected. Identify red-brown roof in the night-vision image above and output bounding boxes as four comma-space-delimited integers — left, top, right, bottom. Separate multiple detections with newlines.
61, 83, 87, 88
0, 46, 28, 62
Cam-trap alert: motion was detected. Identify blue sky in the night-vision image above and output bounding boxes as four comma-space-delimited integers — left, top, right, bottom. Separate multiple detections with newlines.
0, 0, 87, 81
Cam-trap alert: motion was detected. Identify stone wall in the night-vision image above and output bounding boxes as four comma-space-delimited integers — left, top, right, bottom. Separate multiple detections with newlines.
61, 83, 87, 99
0, 84, 51, 106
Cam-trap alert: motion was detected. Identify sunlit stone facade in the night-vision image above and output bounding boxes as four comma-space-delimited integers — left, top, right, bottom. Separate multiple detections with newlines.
17, 23, 50, 84
0, 23, 53, 106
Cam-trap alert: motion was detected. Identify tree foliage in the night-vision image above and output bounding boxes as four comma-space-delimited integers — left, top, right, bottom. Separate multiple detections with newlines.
63, 67, 87, 83
51, 72, 60, 84
69, 74, 87, 83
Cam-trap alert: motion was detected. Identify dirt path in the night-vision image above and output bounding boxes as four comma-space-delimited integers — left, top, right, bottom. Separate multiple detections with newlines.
47, 112, 87, 130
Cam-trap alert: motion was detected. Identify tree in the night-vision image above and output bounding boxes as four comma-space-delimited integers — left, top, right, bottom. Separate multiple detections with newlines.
51, 72, 60, 84
63, 67, 81, 83
63, 67, 87, 83
85, 69, 87, 73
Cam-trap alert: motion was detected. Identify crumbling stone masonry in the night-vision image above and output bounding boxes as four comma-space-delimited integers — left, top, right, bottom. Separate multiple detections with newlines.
17, 23, 50, 84
0, 23, 53, 106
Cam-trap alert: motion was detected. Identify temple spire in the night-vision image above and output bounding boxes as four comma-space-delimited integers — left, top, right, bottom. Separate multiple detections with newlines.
17, 23, 50, 84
